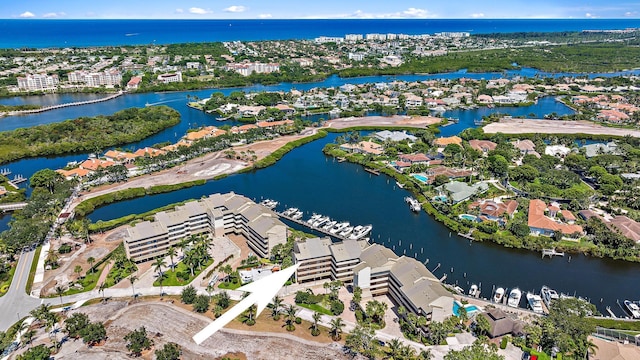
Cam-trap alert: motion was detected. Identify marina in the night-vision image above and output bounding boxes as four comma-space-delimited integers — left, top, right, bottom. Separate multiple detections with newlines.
276, 205, 372, 241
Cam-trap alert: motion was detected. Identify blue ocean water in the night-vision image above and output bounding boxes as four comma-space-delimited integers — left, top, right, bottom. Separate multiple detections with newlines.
1, 19, 639, 48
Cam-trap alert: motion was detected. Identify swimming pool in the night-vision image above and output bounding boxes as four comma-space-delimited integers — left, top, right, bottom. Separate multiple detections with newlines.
412, 174, 428, 183
433, 195, 447, 202
459, 214, 478, 222
453, 301, 480, 317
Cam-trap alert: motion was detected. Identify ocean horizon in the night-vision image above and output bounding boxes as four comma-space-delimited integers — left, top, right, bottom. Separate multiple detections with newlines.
1, 18, 638, 48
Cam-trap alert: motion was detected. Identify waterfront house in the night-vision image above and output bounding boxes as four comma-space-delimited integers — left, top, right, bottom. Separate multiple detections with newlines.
435, 181, 489, 204
468, 139, 497, 154
134, 147, 166, 158
398, 153, 431, 165
374, 130, 417, 143
104, 150, 139, 164
426, 166, 473, 181
340, 141, 384, 155
608, 216, 640, 243
583, 142, 618, 158
79, 158, 116, 171
468, 199, 518, 222
512, 139, 540, 158
185, 126, 227, 143
479, 308, 525, 338
545, 145, 572, 158
528, 199, 584, 238
126, 76, 142, 90
56, 167, 91, 180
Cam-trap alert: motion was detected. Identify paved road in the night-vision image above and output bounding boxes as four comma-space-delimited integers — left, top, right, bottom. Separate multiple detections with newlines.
0, 250, 43, 331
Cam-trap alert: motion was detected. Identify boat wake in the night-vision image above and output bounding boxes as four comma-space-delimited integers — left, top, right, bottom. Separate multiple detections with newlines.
145, 99, 182, 106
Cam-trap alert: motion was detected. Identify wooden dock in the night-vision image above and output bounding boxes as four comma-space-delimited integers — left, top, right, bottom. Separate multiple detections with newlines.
364, 167, 380, 176
541, 248, 565, 258
5, 91, 123, 116
276, 211, 370, 242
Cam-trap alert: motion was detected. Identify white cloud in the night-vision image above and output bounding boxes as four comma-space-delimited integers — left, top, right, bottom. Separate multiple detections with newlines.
309, 7, 436, 19
189, 7, 212, 15
19, 11, 35, 18
585, 12, 597, 18
470, 13, 485, 18
175, 8, 184, 14
224, 5, 247, 13
624, 11, 637, 17
42, 12, 66, 18
402, 8, 430, 18
258, 14, 272, 19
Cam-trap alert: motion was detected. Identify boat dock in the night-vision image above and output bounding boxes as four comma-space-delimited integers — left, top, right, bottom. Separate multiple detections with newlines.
457, 228, 476, 241
541, 248, 565, 258
364, 167, 380, 176
0, 168, 11, 177
4, 91, 123, 116
276, 210, 370, 242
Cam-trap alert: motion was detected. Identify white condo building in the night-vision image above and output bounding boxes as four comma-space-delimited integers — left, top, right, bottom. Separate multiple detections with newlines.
157, 71, 183, 84
67, 69, 122, 87
124, 192, 287, 262
17, 74, 59, 91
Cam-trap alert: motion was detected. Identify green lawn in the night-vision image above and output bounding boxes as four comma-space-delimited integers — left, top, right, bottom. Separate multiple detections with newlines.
52, 263, 107, 297
0, 263, 16, 297
297, 302, 333, 316
218, 280, 242, 290
104, 262, 137, 288
587, 317, 640, 332
153, 258, 214, 287
25, 245, 42, 295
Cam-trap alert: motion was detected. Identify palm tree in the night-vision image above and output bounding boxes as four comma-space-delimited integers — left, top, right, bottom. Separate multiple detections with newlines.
74, 265, 83, 278
98, 282, 107, 303
386, 338, 403, 359
157, 272, 167, 297
153, 258, 165, 278
418, 349, 434, 360
285, 304, 297, 331
311, 312, 321, 336
22, 329, 36, 348
54, 285, 65, 304
128, 275, 138, 298
329, 318, 345, 341
87, 257, 95, 273
271, 296, 283, 320
46, 315, 59, 350
242, 304, 257, 326
222, 264, 233, 284
166, 246, 177, 272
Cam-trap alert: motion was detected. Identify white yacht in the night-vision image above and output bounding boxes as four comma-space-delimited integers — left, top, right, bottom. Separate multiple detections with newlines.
307, 214, 321, 224
283, 207, 298, 216
339, 226, 354, 237
493, 287, 505, 304
312, 216, 330, 228
291, 211, 303, 220
527, 292, 545, 314
322, 220, 337, 231
507, 288, 522, 308
468, 284, 478, 297
623, 300, 640, 319
349, 224, 373, 240
330, 222, 349, 234
541, 286, 559, 308
404, 196, 421, 212
260, 199, 278, 209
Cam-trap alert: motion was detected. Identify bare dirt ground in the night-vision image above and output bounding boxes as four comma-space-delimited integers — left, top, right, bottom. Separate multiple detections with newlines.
327, 115, 442, 129
53, 300, 350, 360
38, 229, 124, 296
483, 118, 640, 137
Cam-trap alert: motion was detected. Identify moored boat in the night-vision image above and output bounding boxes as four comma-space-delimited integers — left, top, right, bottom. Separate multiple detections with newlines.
493, 287, 505, 303
322, 220, 337, 231
307, 214, 321, 224
507, 288, 522, 308
623, 300, 640, 319
526, 292, 544, 314
339, 226, 354, 237
541, 285, 559, 308
468, 284, 478, 297
330, 222, 349, 234
349, 224, 373, 239
291, 211, 303, 220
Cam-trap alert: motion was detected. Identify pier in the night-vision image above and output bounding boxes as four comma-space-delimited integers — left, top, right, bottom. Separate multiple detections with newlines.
4, 91, 123, 116
276, 210, 370, 242
0, 168, 11, 176
541, 248, 565, 258
457, 228, 476, 241
0, 202, 28, 212
364, 167, 380, 176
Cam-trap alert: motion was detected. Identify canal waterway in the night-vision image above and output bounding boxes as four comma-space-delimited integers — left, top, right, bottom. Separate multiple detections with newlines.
0, 69, 637, 313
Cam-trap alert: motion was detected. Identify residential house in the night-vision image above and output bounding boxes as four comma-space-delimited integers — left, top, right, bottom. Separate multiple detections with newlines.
340, 141, 384, 155
528, 199, 583, 237
479, 308, 525, 338
434, 181, 489, 204
468, 199, 518, 222
374, 130, 417, 142
433, 136, 462, 148
468, 140, 497, 154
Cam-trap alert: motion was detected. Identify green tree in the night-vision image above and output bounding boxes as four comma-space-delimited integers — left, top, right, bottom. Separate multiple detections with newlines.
329, 317, 345, 341
64, 312, 90, 339
181, 285, 197, 304
54, 285, 65, 304
311, 312, 322, 336
29, 169, 63, 193
87, 257, 95, 273
285, 304, 297, 331
124, 326, 153, 357
16, 344, 51, 360
444, 341, 504, 360
271, 295, 283, 320
217, 290, 231, 309
193, 294, 211, 313
475, 314, 491, 338
345, 325, 378, 359
80, 322, 107, 346
433, 174, 450, 187
155, 342, 181, 360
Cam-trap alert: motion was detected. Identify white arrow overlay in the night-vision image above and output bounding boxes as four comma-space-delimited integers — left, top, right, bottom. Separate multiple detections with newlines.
192, 263, 299, 345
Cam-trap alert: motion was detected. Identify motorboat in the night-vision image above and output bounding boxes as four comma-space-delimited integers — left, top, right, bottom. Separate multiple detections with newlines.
307, 214, 321, 224
507, 288, 522, 308
404, 196, 421, 212
468, 284, 478, 297
312, 216, 330, 228
493, 287, 505, 304
541, 285, 559, 308
330, 222, 349, 234
283, 207, 298, 216
260, 199, 278, 209
339, 226, 354, 237
349, 224, 373, 240
291, 211, 303, 220
527, 292, 544, 314
322, 220, 337, 231
623, 300, 640, 319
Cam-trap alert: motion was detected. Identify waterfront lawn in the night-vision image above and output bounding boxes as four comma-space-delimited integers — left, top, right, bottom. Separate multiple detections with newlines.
586, 318, 640, 332
297, 302, 333, 316
153, 258, 214, 287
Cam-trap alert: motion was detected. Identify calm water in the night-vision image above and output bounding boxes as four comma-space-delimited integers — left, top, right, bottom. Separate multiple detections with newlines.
85, 132, 640, 313
2, 19, 639, 48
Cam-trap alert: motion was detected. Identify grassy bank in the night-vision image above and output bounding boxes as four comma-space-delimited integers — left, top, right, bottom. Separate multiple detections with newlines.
253, 130, 328, 169
76, 179, 206, 218
89, 199, 196, 233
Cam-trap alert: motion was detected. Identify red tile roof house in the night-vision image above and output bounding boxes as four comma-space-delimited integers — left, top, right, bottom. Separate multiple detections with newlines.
468, 139, 497, 154
528, 199, 584, 238
398, 153, 431, 164
469, 199, 518, 223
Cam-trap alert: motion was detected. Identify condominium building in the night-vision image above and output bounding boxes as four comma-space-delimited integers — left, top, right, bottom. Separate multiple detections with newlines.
225, 62, 280, 77
124, 192, 287, 262
293, 239, 454, 322
16, 74, 59, 91
157, 71, 183, 84
67, 69, 122, 87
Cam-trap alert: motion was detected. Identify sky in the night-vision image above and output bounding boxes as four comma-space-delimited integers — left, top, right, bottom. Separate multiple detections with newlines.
3, 0, 640, 19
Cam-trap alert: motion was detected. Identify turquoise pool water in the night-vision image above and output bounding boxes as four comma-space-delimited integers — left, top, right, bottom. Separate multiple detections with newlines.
459, 214, 478, 221
433, 195, 447, 202
412, 174, 428, 183
453, 301, 480, 317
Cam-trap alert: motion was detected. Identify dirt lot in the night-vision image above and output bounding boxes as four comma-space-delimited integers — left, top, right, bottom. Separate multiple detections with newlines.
327, 115, 442, 129
52, 300, 350, 360
483, 118, 640, 137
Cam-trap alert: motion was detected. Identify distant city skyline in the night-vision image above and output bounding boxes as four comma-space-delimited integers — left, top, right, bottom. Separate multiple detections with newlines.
3, 1, 639, 20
